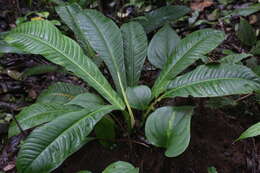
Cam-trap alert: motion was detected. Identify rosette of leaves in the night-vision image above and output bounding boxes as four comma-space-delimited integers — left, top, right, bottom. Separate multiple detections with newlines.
4, 3, 260, 173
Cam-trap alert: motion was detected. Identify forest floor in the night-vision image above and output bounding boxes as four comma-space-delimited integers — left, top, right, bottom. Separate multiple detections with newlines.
0, 0, 260, 173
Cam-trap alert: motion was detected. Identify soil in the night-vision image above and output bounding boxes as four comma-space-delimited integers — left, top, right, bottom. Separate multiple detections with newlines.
55, 105, 260, 173
0, 0, 260, 173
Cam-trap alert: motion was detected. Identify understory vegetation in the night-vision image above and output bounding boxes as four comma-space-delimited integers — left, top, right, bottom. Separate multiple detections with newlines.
0, 0, 260, 173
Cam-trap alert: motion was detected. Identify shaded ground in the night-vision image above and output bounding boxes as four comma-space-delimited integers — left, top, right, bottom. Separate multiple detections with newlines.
56, 104, 260, 173
0, 0, 260, 173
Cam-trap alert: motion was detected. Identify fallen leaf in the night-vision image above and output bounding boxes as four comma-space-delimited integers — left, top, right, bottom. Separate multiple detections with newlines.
191, 0, 214, 11
3, 163, 15, 171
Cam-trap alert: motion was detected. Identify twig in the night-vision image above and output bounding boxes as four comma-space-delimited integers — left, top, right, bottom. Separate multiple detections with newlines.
11, 110, 26, 136
0, 101, 19, 111
15, 0, 21, 17
235, 93, 254, 102
96, 137, 150, 148
98, 0, 103, 13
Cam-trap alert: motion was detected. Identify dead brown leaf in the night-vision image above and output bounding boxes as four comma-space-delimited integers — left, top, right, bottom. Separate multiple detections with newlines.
3, 162, 15, 171
191, 0, 214, 11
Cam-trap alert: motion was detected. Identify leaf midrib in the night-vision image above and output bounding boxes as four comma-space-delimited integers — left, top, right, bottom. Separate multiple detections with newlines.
23, 106, 114, 172
85, 13, 123, 85
154, 32, 219, 95
16, 32, 123, 109
165, 76, 258, 97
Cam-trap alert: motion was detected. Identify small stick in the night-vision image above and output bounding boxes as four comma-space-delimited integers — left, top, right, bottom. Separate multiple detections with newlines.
235, 93, 254, 102
15, 0, 21, 17
11, 110, 26, 136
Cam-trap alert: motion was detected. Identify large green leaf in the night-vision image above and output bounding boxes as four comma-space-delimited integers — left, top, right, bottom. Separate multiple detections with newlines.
37, 82, 87, 104
121, 22, 148, 86
163, 64, 260, 98
16, 105, 117, 173
237, 18, 257, 46
148, 24, 180, 69
8, 103, 78, 137
152, 29, 225, 97
102, 161, 139, 173
220, 53, 251, 64
75, 10, 127, 93
145, 106, 193, 157
237, 122, 260, 141
55, 3, 97, 60
134, 5, 190, 33
5, 21, 125, 110
66, 92, 104, 109
55, 3, 82, 33
0, 40, 25, 54
126, 85, 152, 110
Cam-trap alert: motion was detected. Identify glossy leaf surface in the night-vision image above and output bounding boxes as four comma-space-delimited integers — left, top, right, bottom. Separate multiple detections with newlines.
102, 161, 139, 173
126, 85, 152, 110
8, 103, 78, 137
148, 24, 180, 69
145, 106, 193, 157
5, 21, 125, 109
37, 82, 87, 104
0, 40, 25, 54
16, 105, 117, 173
55, 3, 97, 59
152, 29, 225, 97
66, 92, 104, 109
163, 64, 260, 98
121, 22, 148, 86
76, 10, 126, 93
237, 122, 260, 141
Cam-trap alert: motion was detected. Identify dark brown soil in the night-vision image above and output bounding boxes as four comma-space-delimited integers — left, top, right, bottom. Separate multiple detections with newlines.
0, 0, 260, 173
55, 106, 260, 173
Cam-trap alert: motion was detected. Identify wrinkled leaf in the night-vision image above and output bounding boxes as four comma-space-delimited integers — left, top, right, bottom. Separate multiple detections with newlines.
0, 40, 25, 54
16, 105, 117, 173
237, 122, 260, 141
220, 53, 251, 64
55, 3, 97, 60
66, 92, 104, 109
134, 5, 190, 33
163, 64, 260, 98
145, 106, 193, 157
76, 10, 126, 93
237, 18, 257, 46
121, 22, 148, 86
148, 24, 180, 69
5, 21, 125, 110
126, 85, 152, 110
152, 29, 225, 98
8, 103, 78, 137
37, 82, 87, 104
102, 161, 139, 173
